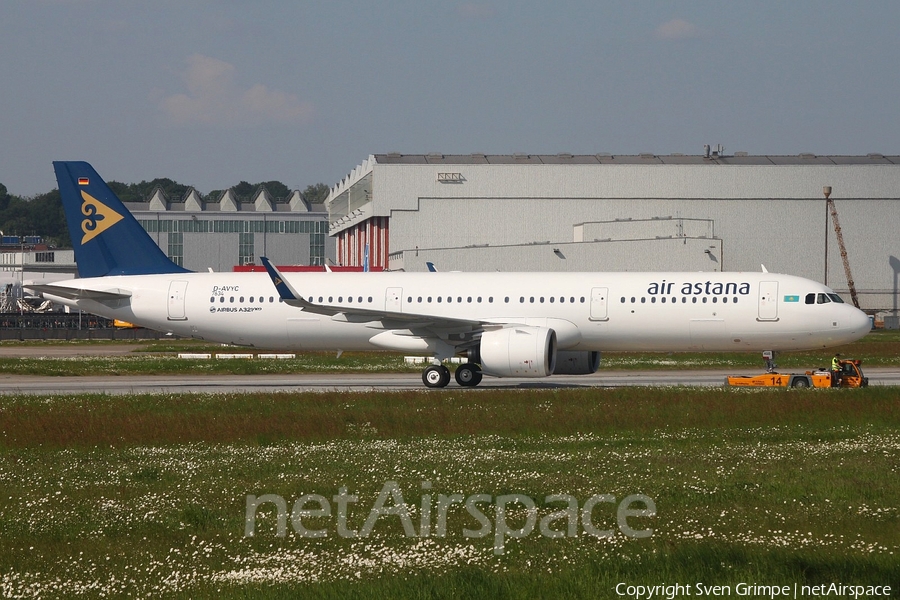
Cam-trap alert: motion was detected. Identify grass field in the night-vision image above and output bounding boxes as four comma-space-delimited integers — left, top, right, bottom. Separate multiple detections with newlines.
1, 388, 898, 598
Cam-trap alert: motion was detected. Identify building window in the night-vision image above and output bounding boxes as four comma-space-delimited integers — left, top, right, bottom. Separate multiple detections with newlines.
167, 232, 184, 267
239, 232, 255, 265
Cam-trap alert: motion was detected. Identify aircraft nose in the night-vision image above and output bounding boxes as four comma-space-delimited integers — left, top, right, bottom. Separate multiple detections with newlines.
846, 307, 871, 338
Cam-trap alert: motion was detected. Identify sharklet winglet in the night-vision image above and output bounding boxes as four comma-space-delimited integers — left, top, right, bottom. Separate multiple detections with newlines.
259, 257, 336, 315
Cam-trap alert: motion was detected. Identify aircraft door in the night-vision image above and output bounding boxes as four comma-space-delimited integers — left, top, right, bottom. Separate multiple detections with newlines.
385, 287, 402, 313
589, 287, 609, 321
758, 281, 779, 321
167, 280, 189, 321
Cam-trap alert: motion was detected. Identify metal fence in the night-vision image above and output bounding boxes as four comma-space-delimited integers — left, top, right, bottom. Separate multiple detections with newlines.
0, 313, 167, 340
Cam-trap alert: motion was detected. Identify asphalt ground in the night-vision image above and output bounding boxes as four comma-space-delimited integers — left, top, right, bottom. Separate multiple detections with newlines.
0, 344, 897, 394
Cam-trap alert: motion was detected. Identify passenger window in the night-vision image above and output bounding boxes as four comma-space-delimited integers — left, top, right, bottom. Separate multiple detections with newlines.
692, 297, 697, 304
489, 297, 493, 303
580, 297, 585, 303
230, 296, 234, 303
702, 297, 707, 304
651, 297, 656, 303
269, 297, 274, 303
661, 297, 666, 303
220, 297, 225, 303
210, 297, 214, 303
641, 297, 646, 303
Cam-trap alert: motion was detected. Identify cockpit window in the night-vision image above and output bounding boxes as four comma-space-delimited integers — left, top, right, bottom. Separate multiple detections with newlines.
805, 293, 815, 304
827, 293, 844, 304
817, 293, 831, 304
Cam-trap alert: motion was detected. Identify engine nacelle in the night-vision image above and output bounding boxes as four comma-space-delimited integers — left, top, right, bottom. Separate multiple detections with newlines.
553, 351, 601, 375
479, 326, 557, 377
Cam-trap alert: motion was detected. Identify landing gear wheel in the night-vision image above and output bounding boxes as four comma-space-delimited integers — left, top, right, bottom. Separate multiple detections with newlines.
455, 363, 483, 387
422, 365, 451, 388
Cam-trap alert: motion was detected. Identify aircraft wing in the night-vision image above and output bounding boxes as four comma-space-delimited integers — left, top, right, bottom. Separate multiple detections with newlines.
259, 257, 489, 335
24, 282, 132, 302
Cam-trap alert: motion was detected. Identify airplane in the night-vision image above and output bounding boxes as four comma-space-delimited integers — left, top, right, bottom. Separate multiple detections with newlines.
27, 161, 872, 388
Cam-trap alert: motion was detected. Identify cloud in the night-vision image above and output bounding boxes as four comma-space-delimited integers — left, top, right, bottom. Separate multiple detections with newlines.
159, 54, 313, 126
655, 18, 703, 41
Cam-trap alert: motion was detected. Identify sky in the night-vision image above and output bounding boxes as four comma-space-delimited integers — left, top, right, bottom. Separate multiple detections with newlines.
2, 1, 899, 197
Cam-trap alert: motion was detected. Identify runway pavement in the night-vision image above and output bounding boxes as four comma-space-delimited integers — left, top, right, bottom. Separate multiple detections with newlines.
1, 368, 898, 395
1, 343, 897, 394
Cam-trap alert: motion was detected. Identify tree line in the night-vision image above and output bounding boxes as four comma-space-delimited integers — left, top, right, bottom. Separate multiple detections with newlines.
0, 180, 331, 248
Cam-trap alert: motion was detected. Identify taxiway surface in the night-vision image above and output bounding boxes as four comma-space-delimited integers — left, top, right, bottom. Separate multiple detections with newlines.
1, 369, 899, 395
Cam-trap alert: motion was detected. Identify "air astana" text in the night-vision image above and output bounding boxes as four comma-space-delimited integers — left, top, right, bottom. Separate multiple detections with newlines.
647, 280, 751, 296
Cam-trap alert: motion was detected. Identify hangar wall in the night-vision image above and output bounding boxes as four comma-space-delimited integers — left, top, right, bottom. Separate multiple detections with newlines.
327, 155, 900, 314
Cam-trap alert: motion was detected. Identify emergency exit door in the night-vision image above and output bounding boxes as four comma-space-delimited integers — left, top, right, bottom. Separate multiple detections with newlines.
590, 287, 609, 321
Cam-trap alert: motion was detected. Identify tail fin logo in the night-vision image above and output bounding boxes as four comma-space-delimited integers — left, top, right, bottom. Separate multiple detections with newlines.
80, 191, 124, 244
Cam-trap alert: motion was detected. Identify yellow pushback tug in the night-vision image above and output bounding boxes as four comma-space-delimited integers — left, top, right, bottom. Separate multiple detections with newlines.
726, 359, 868, 388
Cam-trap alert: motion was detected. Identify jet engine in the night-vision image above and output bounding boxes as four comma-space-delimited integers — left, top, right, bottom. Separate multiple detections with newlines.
478, 326, 557, 377
553, 351, 601, 375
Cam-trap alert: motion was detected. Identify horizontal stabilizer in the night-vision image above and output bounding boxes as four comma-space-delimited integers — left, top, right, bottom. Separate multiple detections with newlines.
24, 283, 132, 302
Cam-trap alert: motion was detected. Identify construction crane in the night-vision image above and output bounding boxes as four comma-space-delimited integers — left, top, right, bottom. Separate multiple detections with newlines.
824, 186, 860, 309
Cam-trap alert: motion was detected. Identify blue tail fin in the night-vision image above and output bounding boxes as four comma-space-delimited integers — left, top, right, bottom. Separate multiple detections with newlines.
53, 161, 190, 278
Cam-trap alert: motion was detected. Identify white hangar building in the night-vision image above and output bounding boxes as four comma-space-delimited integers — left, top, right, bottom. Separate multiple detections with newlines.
327, 152, 900, 315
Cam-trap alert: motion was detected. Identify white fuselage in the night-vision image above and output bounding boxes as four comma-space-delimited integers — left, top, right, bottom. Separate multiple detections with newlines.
43, 270, 871, 353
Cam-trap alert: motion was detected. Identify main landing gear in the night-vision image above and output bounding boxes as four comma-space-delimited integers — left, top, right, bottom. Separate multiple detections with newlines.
421, 363, 483, 388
